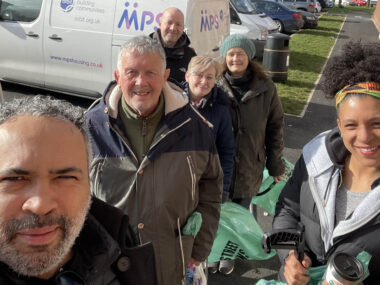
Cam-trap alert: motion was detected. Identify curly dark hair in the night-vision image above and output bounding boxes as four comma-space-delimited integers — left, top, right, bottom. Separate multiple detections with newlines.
321, 41, 380, 97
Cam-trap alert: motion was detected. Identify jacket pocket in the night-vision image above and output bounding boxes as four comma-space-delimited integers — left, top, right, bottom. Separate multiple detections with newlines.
258, 150, 265, 162
186, 155, 196, 201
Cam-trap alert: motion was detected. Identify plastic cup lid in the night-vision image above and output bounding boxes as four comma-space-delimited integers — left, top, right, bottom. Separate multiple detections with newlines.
332, 252, 364, 281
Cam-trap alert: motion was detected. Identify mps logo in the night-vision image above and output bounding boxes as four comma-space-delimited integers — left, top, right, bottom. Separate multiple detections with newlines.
60, 0, 74, 12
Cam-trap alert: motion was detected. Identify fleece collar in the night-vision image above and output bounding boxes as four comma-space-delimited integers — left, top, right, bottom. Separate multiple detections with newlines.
105, 81, 188, 119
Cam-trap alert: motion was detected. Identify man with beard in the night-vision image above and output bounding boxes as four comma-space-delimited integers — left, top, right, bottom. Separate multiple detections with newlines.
0, 96, 156, 284
150, 7, 197, 84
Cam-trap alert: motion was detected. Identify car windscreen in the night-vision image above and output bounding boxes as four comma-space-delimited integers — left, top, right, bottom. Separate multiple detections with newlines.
230, 0, 257, 14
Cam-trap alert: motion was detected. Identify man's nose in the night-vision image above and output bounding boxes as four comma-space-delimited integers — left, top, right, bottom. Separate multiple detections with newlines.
135, 73, 146, 85
169, 24, 177, 31
22, 180, 58, 216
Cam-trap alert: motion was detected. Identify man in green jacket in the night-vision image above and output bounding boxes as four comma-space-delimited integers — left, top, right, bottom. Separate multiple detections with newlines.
86, 35, 223, 285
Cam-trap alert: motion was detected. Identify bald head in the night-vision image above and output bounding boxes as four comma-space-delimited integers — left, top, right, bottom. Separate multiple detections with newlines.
159, 7, 185, 48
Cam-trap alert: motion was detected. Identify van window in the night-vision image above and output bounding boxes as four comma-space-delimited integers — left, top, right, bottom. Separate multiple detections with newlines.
230, 0, 255, 14
230, 5, 241, 24
0, 0, 42, 22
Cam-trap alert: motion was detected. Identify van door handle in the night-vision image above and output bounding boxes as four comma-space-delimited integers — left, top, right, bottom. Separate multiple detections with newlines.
26, 32, 39, 38
212, 47, 220, 52
49, 34, 62, 40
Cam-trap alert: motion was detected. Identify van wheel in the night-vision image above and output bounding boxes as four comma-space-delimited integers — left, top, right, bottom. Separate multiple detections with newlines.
274, 20, 284, 32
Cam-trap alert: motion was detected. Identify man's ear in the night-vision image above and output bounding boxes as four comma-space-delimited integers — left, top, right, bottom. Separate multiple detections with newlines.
114, 69, 120, 84
164, 68, 170, 82
185, 72, 190, 83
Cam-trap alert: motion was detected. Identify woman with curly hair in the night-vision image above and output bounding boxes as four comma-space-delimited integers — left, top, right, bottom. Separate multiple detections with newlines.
273, 41, 380, 284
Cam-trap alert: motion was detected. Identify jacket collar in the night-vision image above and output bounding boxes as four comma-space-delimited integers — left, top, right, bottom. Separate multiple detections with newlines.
218, 76, 269, 102
183, 83, 228, 110
102, 81, 188, 119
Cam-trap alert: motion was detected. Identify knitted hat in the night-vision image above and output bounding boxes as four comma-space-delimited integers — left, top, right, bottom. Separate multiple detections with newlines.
220, 34, 256, 60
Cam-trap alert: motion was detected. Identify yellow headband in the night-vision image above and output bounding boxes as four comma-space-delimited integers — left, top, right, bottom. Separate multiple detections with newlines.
335, 82, 380, 106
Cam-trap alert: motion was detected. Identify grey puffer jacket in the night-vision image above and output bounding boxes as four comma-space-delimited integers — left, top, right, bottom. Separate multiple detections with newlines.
273, 128, 380, 284
218, 76, 284, 199
86, 81, 223, 285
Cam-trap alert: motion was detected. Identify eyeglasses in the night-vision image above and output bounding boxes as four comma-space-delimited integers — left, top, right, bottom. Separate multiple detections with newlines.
190, 72, 216, 82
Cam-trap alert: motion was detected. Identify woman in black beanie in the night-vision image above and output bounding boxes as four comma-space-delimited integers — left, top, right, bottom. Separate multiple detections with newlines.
216, 34, 285, 275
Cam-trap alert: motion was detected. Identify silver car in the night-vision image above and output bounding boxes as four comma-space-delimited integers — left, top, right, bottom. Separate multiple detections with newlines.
277, 0, 316, 12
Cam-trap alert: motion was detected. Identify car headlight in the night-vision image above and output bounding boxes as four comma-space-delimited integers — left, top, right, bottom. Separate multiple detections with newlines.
260, 30, 268, 41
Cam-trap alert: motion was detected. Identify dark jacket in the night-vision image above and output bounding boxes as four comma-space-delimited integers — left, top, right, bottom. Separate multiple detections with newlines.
184, 83, 235, 200
0, 197, 156, 285
218, 76, 284, 199
273, 128, 380, 284
86, 81, 223, 285
150, 30, 196, 84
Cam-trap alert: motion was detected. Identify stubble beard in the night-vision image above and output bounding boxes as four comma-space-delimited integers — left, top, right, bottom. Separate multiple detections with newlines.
0, 199, 90, 277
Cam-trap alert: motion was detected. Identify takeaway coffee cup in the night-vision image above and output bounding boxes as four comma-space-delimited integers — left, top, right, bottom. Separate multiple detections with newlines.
323, 252, 364, 285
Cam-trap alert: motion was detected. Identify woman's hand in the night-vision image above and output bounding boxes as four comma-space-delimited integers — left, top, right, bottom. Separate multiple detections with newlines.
274, 173, 285, 183
284, 250, 312, 285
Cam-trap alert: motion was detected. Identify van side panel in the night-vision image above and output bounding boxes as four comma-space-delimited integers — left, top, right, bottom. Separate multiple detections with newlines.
0, 0, 45, 86
186, 0, 229, 57
111, 0, 229, 67
44, 0, 116, 97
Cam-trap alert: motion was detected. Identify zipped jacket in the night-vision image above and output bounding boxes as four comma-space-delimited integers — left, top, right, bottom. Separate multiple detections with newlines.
218, 76, 284, 198
0, 197, 156, 285
86, 81, 223, 285
183, 83, 235, 198
273, 128, 380, 283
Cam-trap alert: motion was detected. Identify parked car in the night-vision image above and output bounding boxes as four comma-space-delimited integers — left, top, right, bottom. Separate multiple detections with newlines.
275, 0, 316, 13
353, 0, 367, 5
251, 0, 304, 33
342, 0, 356, 5
230, 0, 279, 57
299, 10, 318, 28
314, 1, 322, 11
369, 0, 377, 6
326, 0, 335, 7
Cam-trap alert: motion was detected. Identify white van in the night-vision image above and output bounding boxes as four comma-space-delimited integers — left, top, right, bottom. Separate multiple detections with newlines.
229, 0, 278, 58
0, 0, 229, 98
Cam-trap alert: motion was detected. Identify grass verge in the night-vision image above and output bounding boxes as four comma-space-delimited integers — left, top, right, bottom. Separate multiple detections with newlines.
327, 5, 375, 14
274, 15, 345, 115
